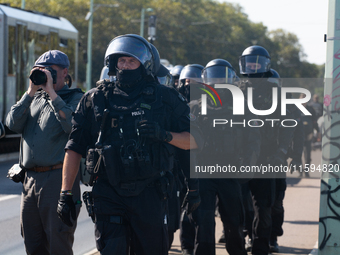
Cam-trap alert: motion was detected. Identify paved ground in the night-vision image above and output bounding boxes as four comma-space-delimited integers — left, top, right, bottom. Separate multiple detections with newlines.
86, 150, 322, 255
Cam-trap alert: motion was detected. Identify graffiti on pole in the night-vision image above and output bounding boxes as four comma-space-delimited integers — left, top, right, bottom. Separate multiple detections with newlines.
319, 47, 340, 250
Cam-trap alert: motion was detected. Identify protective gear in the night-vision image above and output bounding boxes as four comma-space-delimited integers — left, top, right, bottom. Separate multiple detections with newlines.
158, 73, 175, 88
83, 82, 183, 194
268, 69, 282, 87
57, 194, 76, 227
239, 45, 271, 77
178, 64, 204, 101
104, 34, 154, 76
137, 120, 170, 142
181, 190, 201, 215
116, 65, 144, 89
170, 65, 184, 80
202, 58, 237, 85
170, 65, 184, 90
179, 64, 203, 83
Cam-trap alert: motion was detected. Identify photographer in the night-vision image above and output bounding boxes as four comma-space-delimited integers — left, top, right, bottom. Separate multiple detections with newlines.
6, 50, 83, 255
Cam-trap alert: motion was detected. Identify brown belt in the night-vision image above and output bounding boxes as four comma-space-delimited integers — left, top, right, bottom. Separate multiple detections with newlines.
29, 163, 63, 172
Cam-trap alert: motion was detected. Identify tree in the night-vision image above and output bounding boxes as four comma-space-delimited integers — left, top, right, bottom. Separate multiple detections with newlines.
2, 0, 324, 90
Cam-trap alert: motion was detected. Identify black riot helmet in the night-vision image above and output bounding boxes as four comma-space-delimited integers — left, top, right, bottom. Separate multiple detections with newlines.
239, 45, 271, 77
170, 65, 184, 79
104, 34, 154, 76
268, 69, 282, 87
170, 65, 184, 89
202, 59, 237, 85
158, 73, 175, 88
178, 64, 204, 101
179, 64, 204, 84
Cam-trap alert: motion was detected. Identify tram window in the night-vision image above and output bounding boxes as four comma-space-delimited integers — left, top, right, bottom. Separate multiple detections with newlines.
16, 24, 28, 99
59, 38, 68, 47
50, 31, 59, 49
37, 33, 49, 53
8, 26, 16, 76
61, 38, 76, 80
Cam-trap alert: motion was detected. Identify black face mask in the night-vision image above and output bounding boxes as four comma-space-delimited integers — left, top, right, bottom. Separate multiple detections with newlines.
116, 65, 144, 90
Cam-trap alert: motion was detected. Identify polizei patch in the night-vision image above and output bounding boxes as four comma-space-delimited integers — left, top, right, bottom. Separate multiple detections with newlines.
131, 110, 145, 116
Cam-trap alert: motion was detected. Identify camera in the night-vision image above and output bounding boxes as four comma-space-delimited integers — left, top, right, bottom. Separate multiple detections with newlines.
29, 67, 57, 85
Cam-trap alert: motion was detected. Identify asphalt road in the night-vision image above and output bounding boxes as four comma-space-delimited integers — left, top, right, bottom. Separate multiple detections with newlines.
1, 149, 323, 255
0, 156, 97, 255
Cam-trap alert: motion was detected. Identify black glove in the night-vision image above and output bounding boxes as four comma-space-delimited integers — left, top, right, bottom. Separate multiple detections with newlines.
181, 190, 201, 215
289, 158, 302, 173
137, 120, 168, 141
57, 193, 76, 227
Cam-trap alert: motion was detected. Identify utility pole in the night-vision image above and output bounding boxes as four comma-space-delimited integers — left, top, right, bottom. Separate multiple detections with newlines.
86, 0, 94, 91
148, 15, 157, 44
140, 8, 153, 38
319, 0, 340, 254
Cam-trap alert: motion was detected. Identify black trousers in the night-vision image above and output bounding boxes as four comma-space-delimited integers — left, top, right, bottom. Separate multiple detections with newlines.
248, 178, 276, 255
242, 182, 254, 238
92, 178, 169, 255
168, 179, 181, 250
270, 178, 286, 241
191, 179, 246, 255
304, 139, 312, 165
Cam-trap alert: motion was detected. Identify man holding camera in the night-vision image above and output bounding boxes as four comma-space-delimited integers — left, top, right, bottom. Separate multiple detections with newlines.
6, 50, 83, 254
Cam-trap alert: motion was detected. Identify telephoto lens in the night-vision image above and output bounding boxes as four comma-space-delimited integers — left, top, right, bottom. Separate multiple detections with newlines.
29, 67, 57, 85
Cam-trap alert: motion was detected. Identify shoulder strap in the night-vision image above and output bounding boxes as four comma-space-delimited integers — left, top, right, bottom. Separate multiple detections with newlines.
92, 79, 114, 122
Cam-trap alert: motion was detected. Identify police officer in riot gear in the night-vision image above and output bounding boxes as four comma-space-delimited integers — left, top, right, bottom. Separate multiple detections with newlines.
170, 65, 184, 89
57, 34, 201, 255
239, 45, 271, 78
202, 59, 237, 85
188, 58, 260, 255
239, 46, 295, 255
178, 64, 204, 101
176, 63, 204, 255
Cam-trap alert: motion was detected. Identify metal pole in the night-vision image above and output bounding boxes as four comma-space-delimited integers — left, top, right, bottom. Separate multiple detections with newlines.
140, 8, 145, 37
318, 0, 340, 254
21, 0, 25, 9
86, 0, 94, 91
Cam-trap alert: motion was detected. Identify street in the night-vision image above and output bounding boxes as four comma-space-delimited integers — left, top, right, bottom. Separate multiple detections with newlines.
0, 155, 97, 255
1, 149, 323, 255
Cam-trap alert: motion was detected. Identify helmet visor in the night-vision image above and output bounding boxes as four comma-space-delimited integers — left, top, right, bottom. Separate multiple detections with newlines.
158, 74, 174, 87
179, 67, 202, 82
202, 66, 236, 84
239, 55, 270, 74
105, 36, 153, 71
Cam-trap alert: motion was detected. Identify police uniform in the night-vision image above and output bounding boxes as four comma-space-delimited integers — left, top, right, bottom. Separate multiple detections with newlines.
241, 78, 295, 255
189, 87, 260, 255
65, 77, 191, 254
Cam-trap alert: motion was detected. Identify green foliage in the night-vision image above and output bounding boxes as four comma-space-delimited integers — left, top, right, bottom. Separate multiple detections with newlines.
1, 0, 325, 90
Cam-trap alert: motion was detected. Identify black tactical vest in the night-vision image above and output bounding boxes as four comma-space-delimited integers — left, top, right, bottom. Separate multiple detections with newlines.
92, 80, 175, 188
